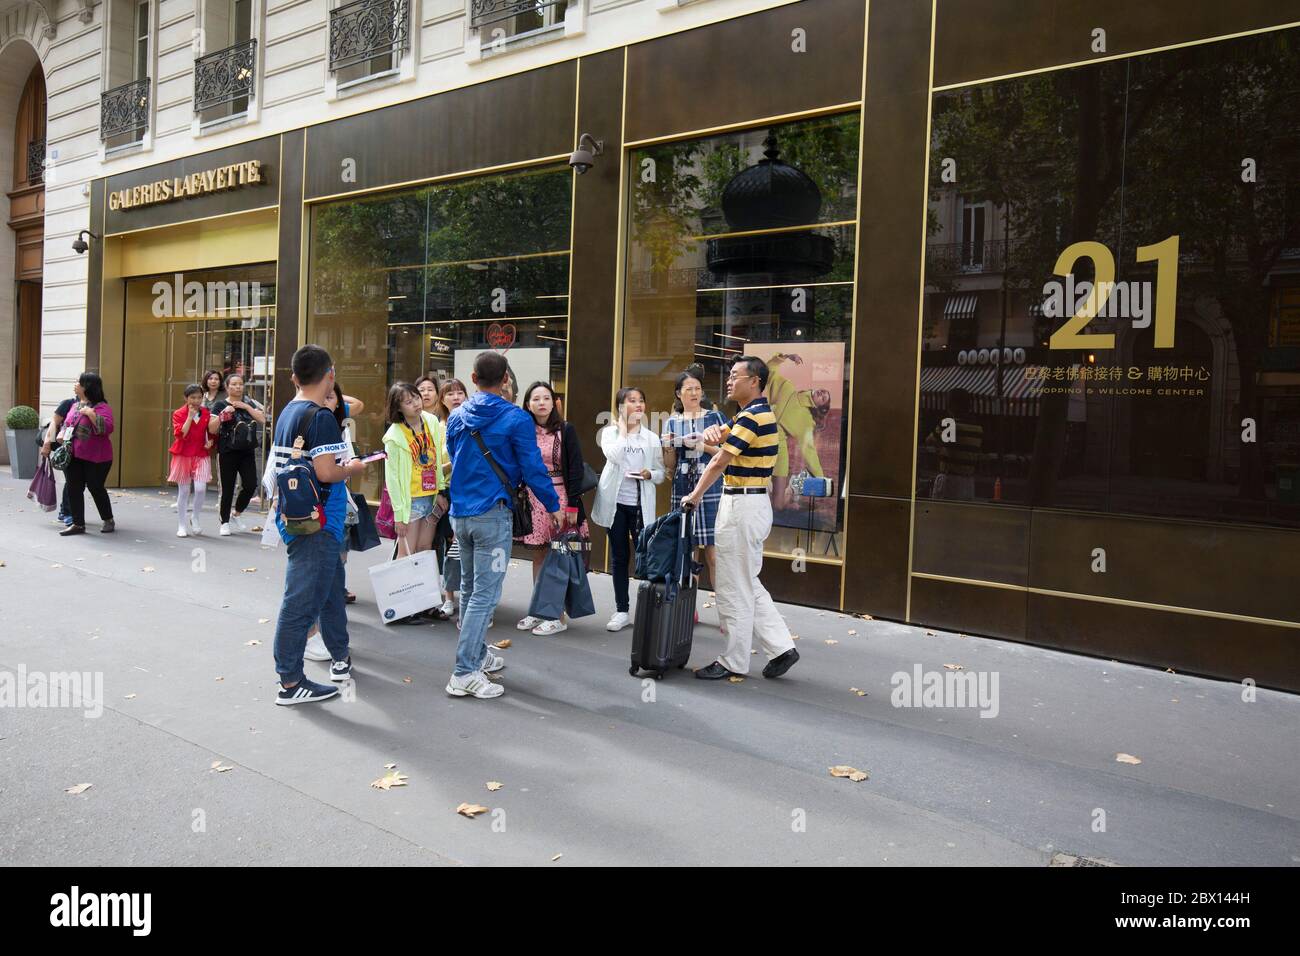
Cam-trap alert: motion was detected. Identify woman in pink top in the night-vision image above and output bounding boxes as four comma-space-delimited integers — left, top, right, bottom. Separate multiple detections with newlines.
169, 384, 214, 537
59, 372, 115, 536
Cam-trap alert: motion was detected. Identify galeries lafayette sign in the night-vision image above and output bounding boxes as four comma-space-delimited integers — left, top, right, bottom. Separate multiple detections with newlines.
108, 160, 267, 211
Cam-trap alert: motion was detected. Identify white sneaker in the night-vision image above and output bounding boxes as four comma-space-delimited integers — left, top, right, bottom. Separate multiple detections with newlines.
606, 611, 631, 632
532, 619, 568, 636
482, 651, 505, 673
439, 599, 456, 618
219, 523, 232, 536
188, 517, 203, 536
304, 632, 331, 662
176, 525, 188, 538
517, 616, 542, 631
445, 670, 503, 699
230, 514, 248, 533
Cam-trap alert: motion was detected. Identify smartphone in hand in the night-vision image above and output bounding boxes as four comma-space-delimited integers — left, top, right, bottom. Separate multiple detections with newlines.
359, 451, 387, 464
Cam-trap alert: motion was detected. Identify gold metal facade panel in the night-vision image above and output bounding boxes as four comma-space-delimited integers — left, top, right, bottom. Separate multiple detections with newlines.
1027, 511, 1300, 624
116, 208, 279, 277
912, 501, 1030, 587
933, 0, 1300, 89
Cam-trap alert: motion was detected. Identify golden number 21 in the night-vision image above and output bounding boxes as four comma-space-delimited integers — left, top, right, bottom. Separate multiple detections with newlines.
1049, 234, 1179, 350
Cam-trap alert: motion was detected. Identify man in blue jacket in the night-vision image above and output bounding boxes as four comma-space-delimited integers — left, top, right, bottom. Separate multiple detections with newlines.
445, 351, 561, 699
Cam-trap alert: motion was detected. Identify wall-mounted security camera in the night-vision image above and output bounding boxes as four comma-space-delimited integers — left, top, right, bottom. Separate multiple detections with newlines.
72, 229, 98, 255
569, 133, 604, 175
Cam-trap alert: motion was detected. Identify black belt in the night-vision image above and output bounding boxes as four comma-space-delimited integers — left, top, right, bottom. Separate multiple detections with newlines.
724, 487, 769, 495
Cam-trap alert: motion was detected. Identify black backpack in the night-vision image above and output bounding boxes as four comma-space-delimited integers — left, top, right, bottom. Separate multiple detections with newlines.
226, 404, 262, 452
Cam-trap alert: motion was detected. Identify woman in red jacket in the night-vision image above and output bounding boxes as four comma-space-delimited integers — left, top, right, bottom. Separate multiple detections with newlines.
170, 384, 214, 537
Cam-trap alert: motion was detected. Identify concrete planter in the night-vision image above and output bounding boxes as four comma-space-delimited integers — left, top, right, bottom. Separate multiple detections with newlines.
5, 428, 40, 480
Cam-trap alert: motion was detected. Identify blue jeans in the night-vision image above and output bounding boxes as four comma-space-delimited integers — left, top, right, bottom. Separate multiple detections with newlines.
274, 530, 349, 684
452, 502, 512, 676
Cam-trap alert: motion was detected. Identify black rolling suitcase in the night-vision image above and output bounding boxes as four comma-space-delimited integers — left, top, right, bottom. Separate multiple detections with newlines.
629, 506, 697, 680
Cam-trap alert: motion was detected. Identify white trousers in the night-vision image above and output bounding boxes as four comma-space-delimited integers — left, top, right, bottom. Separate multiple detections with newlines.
713, 493, 795, 674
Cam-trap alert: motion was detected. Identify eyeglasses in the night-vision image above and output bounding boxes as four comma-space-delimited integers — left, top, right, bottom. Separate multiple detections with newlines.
727, 371, 756, 382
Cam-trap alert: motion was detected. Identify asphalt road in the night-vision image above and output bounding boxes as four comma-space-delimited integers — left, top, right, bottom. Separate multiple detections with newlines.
1, 474, 1297, 866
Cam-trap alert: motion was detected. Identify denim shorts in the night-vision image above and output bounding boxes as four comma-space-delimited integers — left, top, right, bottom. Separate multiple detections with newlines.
409, 495, 435, 520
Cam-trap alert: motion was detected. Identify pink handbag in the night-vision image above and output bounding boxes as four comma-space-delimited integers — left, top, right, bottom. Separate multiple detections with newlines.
375, 485, 396, 540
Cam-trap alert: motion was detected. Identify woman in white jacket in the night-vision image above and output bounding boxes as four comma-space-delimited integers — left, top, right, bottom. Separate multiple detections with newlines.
592, 386, 665, 631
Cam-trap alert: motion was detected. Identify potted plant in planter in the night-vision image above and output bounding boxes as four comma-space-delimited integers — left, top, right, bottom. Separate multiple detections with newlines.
5, 405, 41, 480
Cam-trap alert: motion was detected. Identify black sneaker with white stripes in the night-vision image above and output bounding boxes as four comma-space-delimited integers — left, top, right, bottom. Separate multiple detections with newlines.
276, 676, 339, 706
329, 657, 353, 682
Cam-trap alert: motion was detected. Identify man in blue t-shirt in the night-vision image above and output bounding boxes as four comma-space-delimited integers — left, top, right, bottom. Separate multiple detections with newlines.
266, 345, 370, 705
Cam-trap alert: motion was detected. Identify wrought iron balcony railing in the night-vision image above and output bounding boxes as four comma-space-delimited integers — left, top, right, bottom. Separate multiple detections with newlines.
470, 0, 566, 29
26, 138, 45, 184
194, 38, 257, 113
101, 78, 150, 142
926, 238, 1012, 276
330, 0, 409, 73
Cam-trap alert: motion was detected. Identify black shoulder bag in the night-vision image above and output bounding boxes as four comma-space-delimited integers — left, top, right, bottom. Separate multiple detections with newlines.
470, 429, 534, 538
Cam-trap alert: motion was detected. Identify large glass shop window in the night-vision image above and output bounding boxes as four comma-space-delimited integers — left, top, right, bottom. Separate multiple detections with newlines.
622, 113, 860, 559
918, 27, 1300, 528
308, 164, 573, 500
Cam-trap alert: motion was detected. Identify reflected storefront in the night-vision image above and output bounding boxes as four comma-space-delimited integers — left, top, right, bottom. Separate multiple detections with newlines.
918, 28, 1300, 527
82, 0, 1300, 690
307, 164, 573, 502
622, 113, 858, 560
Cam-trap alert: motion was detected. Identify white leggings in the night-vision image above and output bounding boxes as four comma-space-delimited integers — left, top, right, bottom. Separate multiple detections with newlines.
177, 480, 207, 521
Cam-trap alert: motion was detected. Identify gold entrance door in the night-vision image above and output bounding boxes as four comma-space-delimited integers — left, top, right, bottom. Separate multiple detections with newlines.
120, 264, 276, 487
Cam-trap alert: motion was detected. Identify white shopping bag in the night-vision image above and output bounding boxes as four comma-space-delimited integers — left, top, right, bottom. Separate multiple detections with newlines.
368, 551, 442, 624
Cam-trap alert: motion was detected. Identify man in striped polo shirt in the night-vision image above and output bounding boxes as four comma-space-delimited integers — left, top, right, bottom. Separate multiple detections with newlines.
681, 356, 800, 681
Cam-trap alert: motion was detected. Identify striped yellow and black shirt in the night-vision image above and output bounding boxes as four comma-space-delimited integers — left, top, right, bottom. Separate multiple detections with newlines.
720, 397, 779, 488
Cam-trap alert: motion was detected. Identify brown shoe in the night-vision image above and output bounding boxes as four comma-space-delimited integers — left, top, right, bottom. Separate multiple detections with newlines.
59, 525, 86, 536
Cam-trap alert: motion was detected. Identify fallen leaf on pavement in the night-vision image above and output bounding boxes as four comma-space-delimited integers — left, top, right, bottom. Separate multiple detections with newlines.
257, 618, 270, 624
384, 763, 397, 770
1116, 753, 1142, 765
703, 602, 714, 609
925, 630, 937, 636
859, 613, 874, 620
402, 677, 413, 684
64, 783, 92, 794
486, 781, 503, 792
214, 676, 224, 682
210, 761, 233, 773
251, 526, 263, 532
372, 770, 409, 790
943, 663, 964, 671
849, 687, 867, 697
791, 634, 800, 641
846, 629, 857, 636
727, 675, 745, 683
551, 853, 563, 862
824, 639, 838, 646
124, 693, 137, 700
240, 567, 257, 573
141, 566, 155, 573
50, 563, 62, 568
245, 639, 261, 646
829, 766, 869, 782
492, 639, 512, 649
456, 802, 489, 817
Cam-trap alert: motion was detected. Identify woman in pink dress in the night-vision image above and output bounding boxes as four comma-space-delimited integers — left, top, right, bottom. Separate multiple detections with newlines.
514, 381, 590, 636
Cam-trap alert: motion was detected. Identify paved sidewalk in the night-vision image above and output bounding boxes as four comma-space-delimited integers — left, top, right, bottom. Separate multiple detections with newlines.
1, 472, 1298, 865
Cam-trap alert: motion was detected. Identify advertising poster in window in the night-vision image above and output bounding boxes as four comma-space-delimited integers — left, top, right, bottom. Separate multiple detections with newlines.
454, 347, 551, 407
742, 342, 845, 533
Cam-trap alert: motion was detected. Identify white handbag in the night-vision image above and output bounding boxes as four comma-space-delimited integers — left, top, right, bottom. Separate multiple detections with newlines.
368, 550, 442, 624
